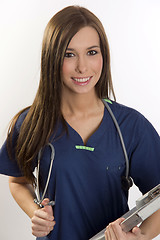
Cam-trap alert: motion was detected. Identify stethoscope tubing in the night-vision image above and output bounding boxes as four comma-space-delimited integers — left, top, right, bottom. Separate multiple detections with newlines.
34, 143, 55, 207
102, 99, 129, 178
34, 99, 132, 207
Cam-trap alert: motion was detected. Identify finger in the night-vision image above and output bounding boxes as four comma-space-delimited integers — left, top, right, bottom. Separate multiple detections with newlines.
32, 223, 54, 233
32, 229, 51, 237
108, 224, 118, 240
34, 208, 54, 221
116, 218, 125, 225
105, 226, 114, 240
41, 198, 54, 218
32, 219, 55, 237
105, 227, 110, 240
132, 226, 141, 236
32, 222, 55, 232
32, 216, 55, 228
109, 218, 125, 239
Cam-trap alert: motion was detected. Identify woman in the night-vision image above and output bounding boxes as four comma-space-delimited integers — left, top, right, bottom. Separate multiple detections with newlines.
0, 5, 160, 240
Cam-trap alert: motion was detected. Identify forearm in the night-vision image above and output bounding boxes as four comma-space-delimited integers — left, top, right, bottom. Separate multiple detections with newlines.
140, 209, 160, 239
9, 176, 40, 219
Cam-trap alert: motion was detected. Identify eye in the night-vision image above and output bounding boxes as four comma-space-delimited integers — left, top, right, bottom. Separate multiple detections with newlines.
87, 50, 97, 56
64, 52, 75, 58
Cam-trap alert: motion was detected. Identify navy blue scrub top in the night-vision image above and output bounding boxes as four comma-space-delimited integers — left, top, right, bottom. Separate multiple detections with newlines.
0, 100, 160, 240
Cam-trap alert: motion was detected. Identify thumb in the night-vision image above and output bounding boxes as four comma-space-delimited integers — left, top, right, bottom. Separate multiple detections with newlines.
41, 198, 53, 217
132, 226, 141, 236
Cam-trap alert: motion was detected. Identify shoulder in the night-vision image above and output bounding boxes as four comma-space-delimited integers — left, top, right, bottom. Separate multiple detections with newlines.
106, 100, 145, 124
14, 108, 30, 133
105, 100, 159, 138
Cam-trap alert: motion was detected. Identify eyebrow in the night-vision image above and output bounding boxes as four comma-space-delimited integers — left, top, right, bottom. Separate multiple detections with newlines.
66, 45, 100, 51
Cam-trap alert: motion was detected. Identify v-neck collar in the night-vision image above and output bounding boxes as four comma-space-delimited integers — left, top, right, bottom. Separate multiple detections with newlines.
65, 107, 109, 148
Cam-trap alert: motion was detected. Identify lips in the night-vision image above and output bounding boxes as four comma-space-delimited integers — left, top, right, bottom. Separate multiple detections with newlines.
72, 77, 90, 82
72, 76, 92, 85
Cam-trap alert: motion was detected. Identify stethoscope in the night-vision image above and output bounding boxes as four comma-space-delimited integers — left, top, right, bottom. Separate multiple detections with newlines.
34, 143, 56, 208
34, 99, 133, 208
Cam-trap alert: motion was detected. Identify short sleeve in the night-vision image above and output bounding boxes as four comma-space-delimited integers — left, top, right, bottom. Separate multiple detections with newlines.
0, 110, 29, 177
0, 130, 23, 177
130, 114, 160, 194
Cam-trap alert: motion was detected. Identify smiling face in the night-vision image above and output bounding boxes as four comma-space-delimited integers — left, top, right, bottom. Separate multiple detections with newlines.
61, 26, 103, 97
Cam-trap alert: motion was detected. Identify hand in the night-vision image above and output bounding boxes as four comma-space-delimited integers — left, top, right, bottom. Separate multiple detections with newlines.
105, 218, 144, 240
31, 198, 56, 237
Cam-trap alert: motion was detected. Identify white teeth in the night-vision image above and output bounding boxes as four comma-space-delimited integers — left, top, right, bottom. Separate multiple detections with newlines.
73, 77, 90, 82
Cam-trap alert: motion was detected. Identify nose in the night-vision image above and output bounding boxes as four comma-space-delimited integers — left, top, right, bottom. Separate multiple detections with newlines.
75, 56, 87, 74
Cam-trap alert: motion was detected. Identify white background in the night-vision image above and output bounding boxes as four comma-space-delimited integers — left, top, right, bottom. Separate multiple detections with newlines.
0, 0, 160, 239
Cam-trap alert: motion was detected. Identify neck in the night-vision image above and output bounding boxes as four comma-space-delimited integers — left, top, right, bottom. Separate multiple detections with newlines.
61, 91, 103, 116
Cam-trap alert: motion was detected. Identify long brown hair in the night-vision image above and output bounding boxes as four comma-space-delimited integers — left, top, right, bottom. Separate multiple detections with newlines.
7, 5, 116, 183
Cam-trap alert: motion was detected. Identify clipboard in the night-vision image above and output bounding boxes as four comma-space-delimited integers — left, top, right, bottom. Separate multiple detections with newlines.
89, 184, 160, 240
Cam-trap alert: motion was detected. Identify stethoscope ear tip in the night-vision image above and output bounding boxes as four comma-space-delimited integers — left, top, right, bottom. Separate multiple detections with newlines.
34, 198, 43, 208
34, 198, 55, 208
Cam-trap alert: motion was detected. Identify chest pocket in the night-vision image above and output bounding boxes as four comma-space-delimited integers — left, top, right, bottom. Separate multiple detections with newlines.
105, 161, 126, 191
106, 162, 125, 175
104, 162, 129, 218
